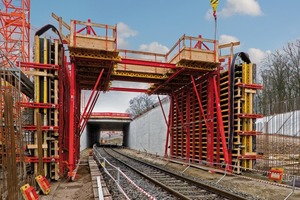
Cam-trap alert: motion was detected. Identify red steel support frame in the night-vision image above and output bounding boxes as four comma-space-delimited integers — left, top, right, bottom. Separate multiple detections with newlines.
191, 88, 196, 162
198, 83, 203, 161
165, 96, 174, 157
158, 96, 168, 125
79, 68, 104, 135
185, 89, 191, 161
191, 76, 211, 163
206, 76, 215, 166
213, 75, 230, 169
68, 61, 76, 177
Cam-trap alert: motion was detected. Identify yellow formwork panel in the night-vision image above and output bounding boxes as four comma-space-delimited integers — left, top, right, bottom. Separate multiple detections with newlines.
241, 63, 256, 169
43, 38, 48, 177
34, 36, 40, 174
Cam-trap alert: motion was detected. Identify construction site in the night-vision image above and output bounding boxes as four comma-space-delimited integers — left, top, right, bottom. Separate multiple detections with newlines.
1, 0, 300, 199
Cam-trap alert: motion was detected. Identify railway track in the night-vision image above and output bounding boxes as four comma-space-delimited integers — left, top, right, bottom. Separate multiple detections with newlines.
94, 147, 248, 200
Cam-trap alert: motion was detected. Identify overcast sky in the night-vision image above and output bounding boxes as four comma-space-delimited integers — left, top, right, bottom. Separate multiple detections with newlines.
30, 0, 300, 112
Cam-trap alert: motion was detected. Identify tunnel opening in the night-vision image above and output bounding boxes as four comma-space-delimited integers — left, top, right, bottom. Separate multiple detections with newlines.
85, 120, 130, 148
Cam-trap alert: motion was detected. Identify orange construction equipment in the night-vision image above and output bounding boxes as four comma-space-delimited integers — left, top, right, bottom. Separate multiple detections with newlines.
20, 184, 39, 200
35, 175, 51, 195
268, 168, 284, 183
0, 0, 30, 65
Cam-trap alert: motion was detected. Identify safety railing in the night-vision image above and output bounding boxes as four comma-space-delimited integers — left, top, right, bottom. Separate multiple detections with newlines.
69, 19, 117, 51
93, 146, 156, 200
165, 34, 218, 64
117, 49, 172, 74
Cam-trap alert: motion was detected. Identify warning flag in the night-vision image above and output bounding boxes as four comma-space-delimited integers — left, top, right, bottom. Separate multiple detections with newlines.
210, 0, 219, 12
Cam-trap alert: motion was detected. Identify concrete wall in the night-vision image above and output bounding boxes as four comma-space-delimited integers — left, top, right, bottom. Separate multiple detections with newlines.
126, 98, 170, 156
80, 123, 101, 151
80, 98, 170, 155
80, 127, 88, 151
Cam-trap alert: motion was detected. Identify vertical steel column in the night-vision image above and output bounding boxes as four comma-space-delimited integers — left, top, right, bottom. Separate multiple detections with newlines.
68, 61, 76, 177
216, 70, 221, 165
207, 76, 215, 166
191, 89, 196, 162
168, 96, 174, 157
227, 57, 233, 165
213, 76, 230, 168
185, 89, 191, 161
198, 83, 203, 161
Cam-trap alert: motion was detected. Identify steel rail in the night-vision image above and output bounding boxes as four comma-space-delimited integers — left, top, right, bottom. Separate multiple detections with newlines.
100, 148, 189, 200
106, 148, 247, 200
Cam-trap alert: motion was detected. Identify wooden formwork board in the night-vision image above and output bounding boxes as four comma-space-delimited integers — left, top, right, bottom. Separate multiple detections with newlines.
169, 48, 217, 65
70, 34, 116, 51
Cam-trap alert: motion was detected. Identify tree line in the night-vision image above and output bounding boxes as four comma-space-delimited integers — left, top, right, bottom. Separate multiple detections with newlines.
257, 39, 300, 115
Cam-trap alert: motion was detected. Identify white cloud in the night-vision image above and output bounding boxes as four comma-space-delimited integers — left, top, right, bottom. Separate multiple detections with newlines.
219, 34, 239, 45
139, 42, 169, 54
247, 48, 270, 65
220, 0, 263, 17
117, 22, 138, 49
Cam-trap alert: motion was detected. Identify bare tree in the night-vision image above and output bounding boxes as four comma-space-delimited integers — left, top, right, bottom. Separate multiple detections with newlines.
258, 39, 300, 115
126, 94, 155, 117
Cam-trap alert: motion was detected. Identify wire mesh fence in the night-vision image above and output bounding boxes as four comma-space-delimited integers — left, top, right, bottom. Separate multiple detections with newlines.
255, 97, 300, 175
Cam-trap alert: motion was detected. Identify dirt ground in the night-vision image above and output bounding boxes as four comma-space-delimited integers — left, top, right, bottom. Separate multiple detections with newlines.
40, 149, 93, 200
41, 148, 300, 200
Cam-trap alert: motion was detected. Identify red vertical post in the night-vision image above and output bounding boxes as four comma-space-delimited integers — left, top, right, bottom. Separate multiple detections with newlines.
75, 79, 81, 164
227, 57, 233, 164
213, 76, 230, 170
207, 76, 215, 166
73, 20, 77, 46
68, 61, 76, 177
164, 96, 172, 157
87, 19, 91, 35
58, 50, 65, 176
198, 83, 203, 162
169, 96, 174, 157
185, 89, 191, 161
216, 72, 221, 165
191, 90, 196, 162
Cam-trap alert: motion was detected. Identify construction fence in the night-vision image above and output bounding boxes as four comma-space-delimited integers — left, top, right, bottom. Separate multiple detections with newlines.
255, 97, 300, 175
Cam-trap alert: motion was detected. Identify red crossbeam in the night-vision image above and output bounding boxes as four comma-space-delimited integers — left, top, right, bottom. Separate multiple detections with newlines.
238, 113, 263, 118
150, 68, 185, 94
90, 112, 130, 118
237, 131, 263, 136
23, 157, 59, 163
19, 102, 58, 109
109, 87, 148, 93
22, 126, 59, 131
237, 83, 263, 90
121, 58, 175, 69
19, 62, 59, 70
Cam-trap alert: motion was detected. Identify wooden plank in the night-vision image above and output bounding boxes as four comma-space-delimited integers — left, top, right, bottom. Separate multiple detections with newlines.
70, 34, 115, 51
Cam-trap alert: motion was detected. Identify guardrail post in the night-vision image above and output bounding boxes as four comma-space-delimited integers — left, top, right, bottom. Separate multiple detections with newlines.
284, 175, 296, 200
117, 167, 120, 184
216, 164, 228, 184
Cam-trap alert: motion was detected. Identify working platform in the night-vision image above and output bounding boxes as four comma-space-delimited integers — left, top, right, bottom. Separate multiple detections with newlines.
54, 15, 220, 94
